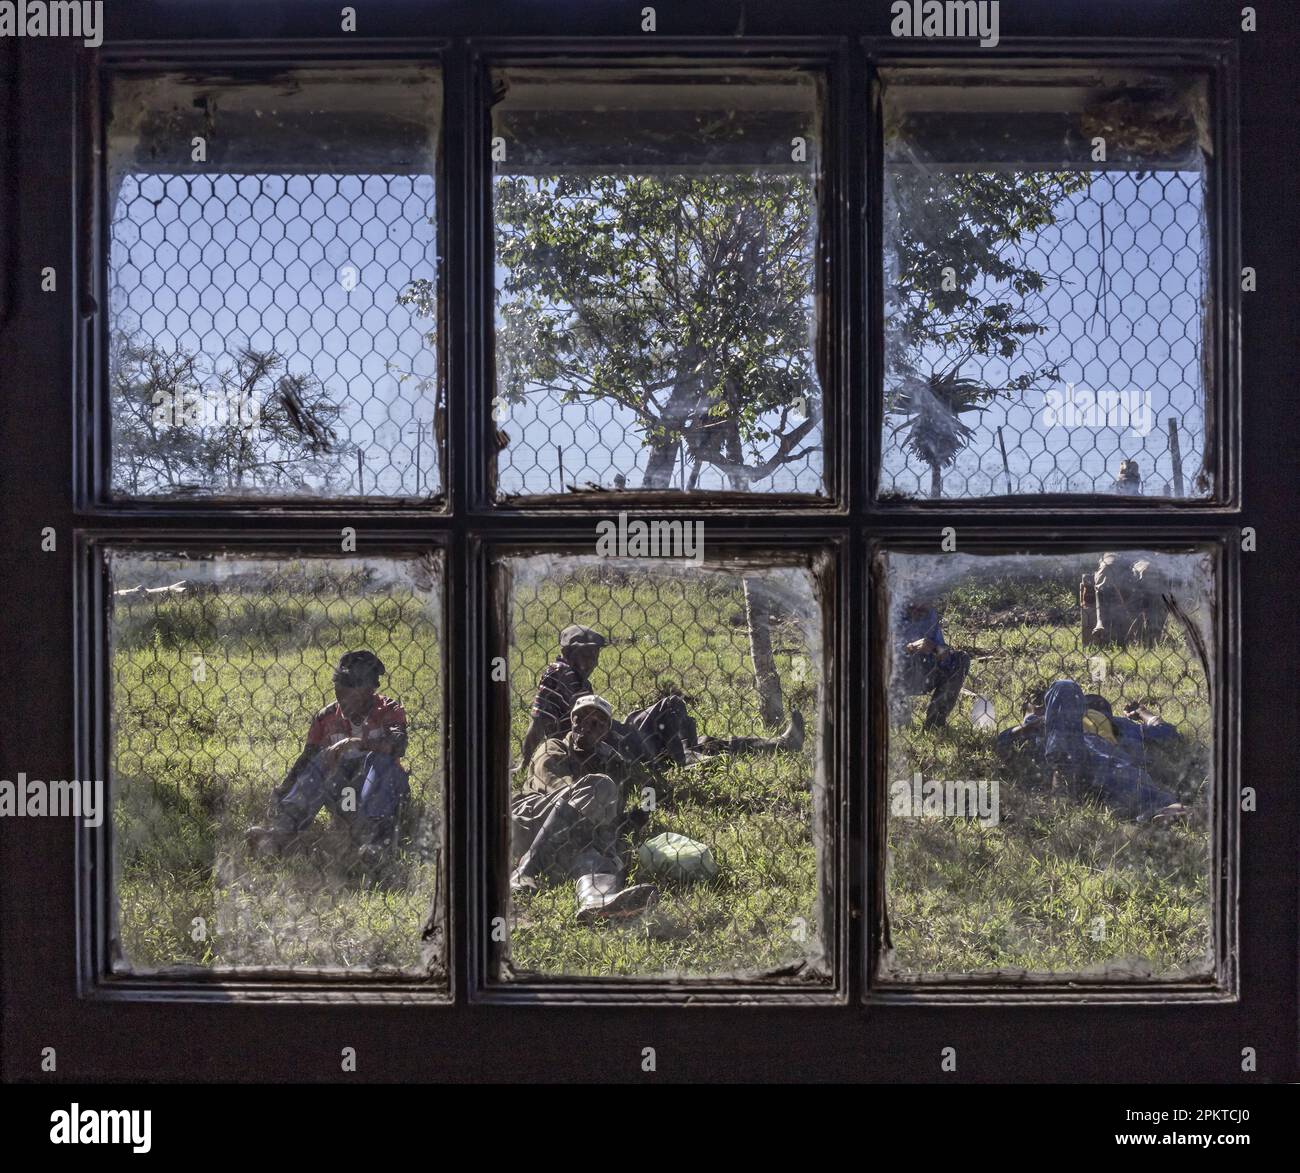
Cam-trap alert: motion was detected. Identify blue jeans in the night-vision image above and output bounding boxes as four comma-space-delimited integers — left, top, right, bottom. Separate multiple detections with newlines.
1042, 680, 1178, 818
277, 751, 410, 842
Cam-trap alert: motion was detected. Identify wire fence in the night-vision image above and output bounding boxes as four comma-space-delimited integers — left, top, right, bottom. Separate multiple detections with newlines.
108, 554, 445, 975
108, 172, 442, 500
882, 550, 1214, 979
106, 141, 1211, 502
501, 557, 828, 980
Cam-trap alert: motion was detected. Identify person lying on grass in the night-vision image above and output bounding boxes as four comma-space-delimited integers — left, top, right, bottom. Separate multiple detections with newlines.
510, 693, 660, 923
994, 679, 1188, 823
516, 623, 805, 774
892, 596, 970, 730
246, 650, 410, 866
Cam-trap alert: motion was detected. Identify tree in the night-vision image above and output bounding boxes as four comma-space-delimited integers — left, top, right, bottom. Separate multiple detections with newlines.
488, 172, 822, 491
426, 165, 1091, 495
883, 166, 1093, 495
888, 366, 997, 500
111, 333, 347, 496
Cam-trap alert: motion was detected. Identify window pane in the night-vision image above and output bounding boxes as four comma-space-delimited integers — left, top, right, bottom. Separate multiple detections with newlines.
880, 70, 1212, 500
492, 68, 826, 499
108, 552, 445, 976
880, 549, 1215, 981
107, 68, 442, 501
499, 554, 830, 982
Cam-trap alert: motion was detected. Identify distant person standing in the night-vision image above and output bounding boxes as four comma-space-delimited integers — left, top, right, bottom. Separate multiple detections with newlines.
893, 597, 970, 730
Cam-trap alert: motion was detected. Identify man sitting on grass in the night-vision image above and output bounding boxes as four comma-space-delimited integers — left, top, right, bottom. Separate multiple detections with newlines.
517, 624, 805, 772
511, 693, 660, 923
247, 651, 410, 866
995, 679, 1187, 823
893, 596, 970, 730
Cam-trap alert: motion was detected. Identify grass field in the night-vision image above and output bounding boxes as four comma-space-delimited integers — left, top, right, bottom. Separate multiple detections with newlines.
111, 556, 445, 975
503, 560, 826, 980
110, 551, 1214, 984
883, 555, 1214, 979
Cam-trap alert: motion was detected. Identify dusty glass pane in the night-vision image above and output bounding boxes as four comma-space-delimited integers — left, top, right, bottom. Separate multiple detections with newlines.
107, 68, 442, 501
500, 554, 829, 981
492, 69, 825, 499
108, 552, 445, 976
881, 70, 1212, 500
881, 549, 1215, 981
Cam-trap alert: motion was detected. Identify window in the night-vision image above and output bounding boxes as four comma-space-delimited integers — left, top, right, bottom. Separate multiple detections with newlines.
105, 66, 444, 502
491, 551, 833, 987
490, 66, 827, 500
877, 546, 1220, 985
3, 0, 1289, 1092
106, 551, 446, 977
879, 68, 1216, 501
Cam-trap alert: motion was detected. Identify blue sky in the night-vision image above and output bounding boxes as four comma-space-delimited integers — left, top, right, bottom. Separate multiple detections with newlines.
109, 162, 1207, 500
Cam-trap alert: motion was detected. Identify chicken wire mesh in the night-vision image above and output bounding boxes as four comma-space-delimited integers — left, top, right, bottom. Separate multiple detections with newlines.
106, 69, 443, 501
499, 556, 829, 981
491, 69, 826, 500
881, 73, 1213, 500
880, 550, 1214, 980
108, 553, 445, 977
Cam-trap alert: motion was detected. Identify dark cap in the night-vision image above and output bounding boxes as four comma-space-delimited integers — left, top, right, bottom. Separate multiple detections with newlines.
559, 624, 607, 651
334, 650, 386, 688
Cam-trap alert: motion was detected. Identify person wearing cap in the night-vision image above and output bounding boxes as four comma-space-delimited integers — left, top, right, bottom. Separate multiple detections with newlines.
893, 598, 970, 730
247, 650, 411, 863
511, 692, 660, 922
519, 623, 805, 771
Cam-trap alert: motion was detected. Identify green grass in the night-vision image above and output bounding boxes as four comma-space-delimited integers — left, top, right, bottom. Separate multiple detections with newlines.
111, 561, 444, 975
504, 563, 825, 980
884, 591, 1213, 979
111, 557, 1213, 984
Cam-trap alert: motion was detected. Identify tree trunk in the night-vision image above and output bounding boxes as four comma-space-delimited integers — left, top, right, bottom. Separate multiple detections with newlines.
929, 462, 942, 500
640, 349, 706, 489
743, 577, 785, 728
642, 440, 681, 489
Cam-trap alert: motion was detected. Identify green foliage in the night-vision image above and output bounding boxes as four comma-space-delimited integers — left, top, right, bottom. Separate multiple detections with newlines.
887, 366, 998, 475
110, 334, 347, 497
884, 167, 1094, 490
487, 173, 821, 487
886, 169, 1091, 373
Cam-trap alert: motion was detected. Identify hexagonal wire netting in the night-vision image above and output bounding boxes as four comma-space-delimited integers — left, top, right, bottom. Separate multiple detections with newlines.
501, 556, 828, 980
107, 69, 442, 501
108, 553, 445, 976
881, 73, 1213, 500
881, 550, 1214, 980
491, 68, 827, 500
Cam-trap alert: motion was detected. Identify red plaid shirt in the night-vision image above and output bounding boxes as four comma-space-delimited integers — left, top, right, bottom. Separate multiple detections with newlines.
307, 693, 407, 757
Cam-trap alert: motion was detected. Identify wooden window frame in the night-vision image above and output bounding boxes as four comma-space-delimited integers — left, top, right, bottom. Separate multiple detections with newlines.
0, 0, 1293, 1085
